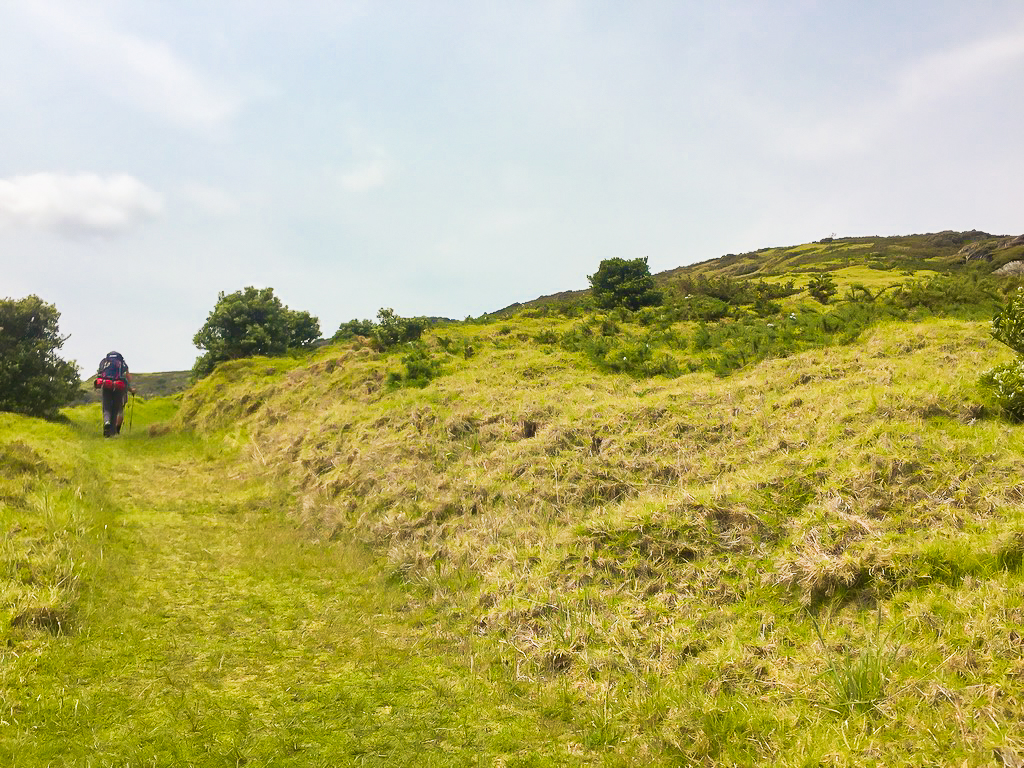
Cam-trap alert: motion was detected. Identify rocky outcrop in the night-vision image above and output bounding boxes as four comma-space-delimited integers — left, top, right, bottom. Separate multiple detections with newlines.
994, 260, 1024, 276
958, 241, 995, 262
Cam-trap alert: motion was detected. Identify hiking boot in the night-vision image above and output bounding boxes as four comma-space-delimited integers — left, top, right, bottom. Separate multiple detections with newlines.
103, 422, 112, 438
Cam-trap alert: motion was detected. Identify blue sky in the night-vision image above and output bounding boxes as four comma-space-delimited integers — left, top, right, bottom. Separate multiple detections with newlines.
2, 0, 1023, 372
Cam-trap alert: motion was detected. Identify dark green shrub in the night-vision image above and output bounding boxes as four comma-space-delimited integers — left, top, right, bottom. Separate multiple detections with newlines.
673, 274, 797, 305
990, 287, 1024, 353
807, 274, 838, 304
979, 361, 1024, 421
388, 342, 443, 388
981, 288, 1024, 419
192, 286, 321, 378
373, 308, 426, 350
694, 324, 712, 351
334, 318, 375, 341
0, 295, 80, 418
680, 295, 730, 321
887, 274, 997, 314
753, 296, 782, 317
588, 257, 663, 310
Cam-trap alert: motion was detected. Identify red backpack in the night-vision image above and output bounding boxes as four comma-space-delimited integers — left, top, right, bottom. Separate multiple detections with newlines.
94, 353, 128, 392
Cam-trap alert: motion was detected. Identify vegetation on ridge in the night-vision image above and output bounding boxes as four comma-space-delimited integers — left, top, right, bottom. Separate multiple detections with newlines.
191, 286, 321, 379
168, 229, 1024, 764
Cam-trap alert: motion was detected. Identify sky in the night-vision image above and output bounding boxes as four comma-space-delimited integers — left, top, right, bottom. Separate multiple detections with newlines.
2, 0, 1023, 373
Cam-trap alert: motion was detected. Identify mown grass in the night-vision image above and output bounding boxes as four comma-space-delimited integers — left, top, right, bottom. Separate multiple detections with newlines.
1, 400, 608, 766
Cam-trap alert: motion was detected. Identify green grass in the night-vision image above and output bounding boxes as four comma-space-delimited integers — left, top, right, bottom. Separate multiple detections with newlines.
0, 402, 602, 766
10, 230, 1024, 765
165, 310, 1024, 765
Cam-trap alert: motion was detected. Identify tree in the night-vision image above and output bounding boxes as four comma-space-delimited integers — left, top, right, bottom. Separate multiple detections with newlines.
588, 257, 662, 311
807, 274, 838, 305
980, 288, 1024, 420
333, 318, 375, 342
192, 287, 321, 378
372, 308, 425, 350
0, 295, 80, 418
991, 287, 1024, 355
286, 310, 321, 348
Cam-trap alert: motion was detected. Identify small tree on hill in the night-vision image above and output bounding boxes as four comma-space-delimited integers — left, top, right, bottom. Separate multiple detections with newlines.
807, 274, 838, 304
0, 295, 80, 418
333, 318, 375, 342
192, 287, 321, 378
372, 308, 425, 350
588, 257, 662, 311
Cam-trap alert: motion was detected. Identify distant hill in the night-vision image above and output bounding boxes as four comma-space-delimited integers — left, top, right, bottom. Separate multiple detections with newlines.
493, 230, 1024, 314
77, 370, 192, 403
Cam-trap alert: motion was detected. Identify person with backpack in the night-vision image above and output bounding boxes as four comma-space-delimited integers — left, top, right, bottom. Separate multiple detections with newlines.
93, 351, 135, 437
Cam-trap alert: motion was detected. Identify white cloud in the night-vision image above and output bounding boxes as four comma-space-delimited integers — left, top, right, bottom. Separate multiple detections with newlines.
762, 23, 1024, 160
0, 173, 163, 237
18, 1, 243, 130
181, 183, 242, 217
339, 149, 398, 192
897, 25, 1024, 107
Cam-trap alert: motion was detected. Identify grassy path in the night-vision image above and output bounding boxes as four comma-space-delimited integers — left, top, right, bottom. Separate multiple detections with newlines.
1, 406, 592, 767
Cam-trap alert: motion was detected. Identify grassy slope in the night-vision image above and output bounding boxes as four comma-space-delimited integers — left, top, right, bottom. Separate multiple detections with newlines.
9, 230, 1024, 765
495, 230, 1024, 314
175, 304, 1024, 764
0, 403, 598, 766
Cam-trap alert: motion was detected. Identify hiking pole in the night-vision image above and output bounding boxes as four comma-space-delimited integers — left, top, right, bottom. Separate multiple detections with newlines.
129, 392, 135, 434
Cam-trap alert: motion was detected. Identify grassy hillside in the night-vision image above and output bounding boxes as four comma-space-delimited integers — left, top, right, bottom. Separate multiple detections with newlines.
494, 230, 1024, 315
170, 232, 1024, 765
10, 229, 1024, 764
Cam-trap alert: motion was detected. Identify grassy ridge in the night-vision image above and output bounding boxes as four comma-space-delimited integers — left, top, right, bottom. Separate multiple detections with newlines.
174, 301, 1024, 763
495, 230, 1024, 314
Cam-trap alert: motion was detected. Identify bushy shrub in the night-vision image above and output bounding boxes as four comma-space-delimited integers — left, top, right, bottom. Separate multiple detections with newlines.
588, 257, 663, 311
672, 274, 798, 305
888, 274, 997, 314
980, 288, 1024, 419
0, 295, 80, 418
991, 287, 1024, 354
333, 318, 375, 341
388, 342, 443, 388
807, 274, 838, 304
979, 360, 1024, 420
680, 295, 730, 321
588, 338, 680, 378
192, 287, 321, 378
373, 308, 426, 350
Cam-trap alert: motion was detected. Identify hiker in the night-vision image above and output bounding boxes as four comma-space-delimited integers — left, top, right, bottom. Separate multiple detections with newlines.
93, 351, 135, 437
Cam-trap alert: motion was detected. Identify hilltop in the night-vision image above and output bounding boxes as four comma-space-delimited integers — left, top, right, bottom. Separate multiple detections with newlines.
161, 230, 1024, 765
494, 230, 1024, 315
